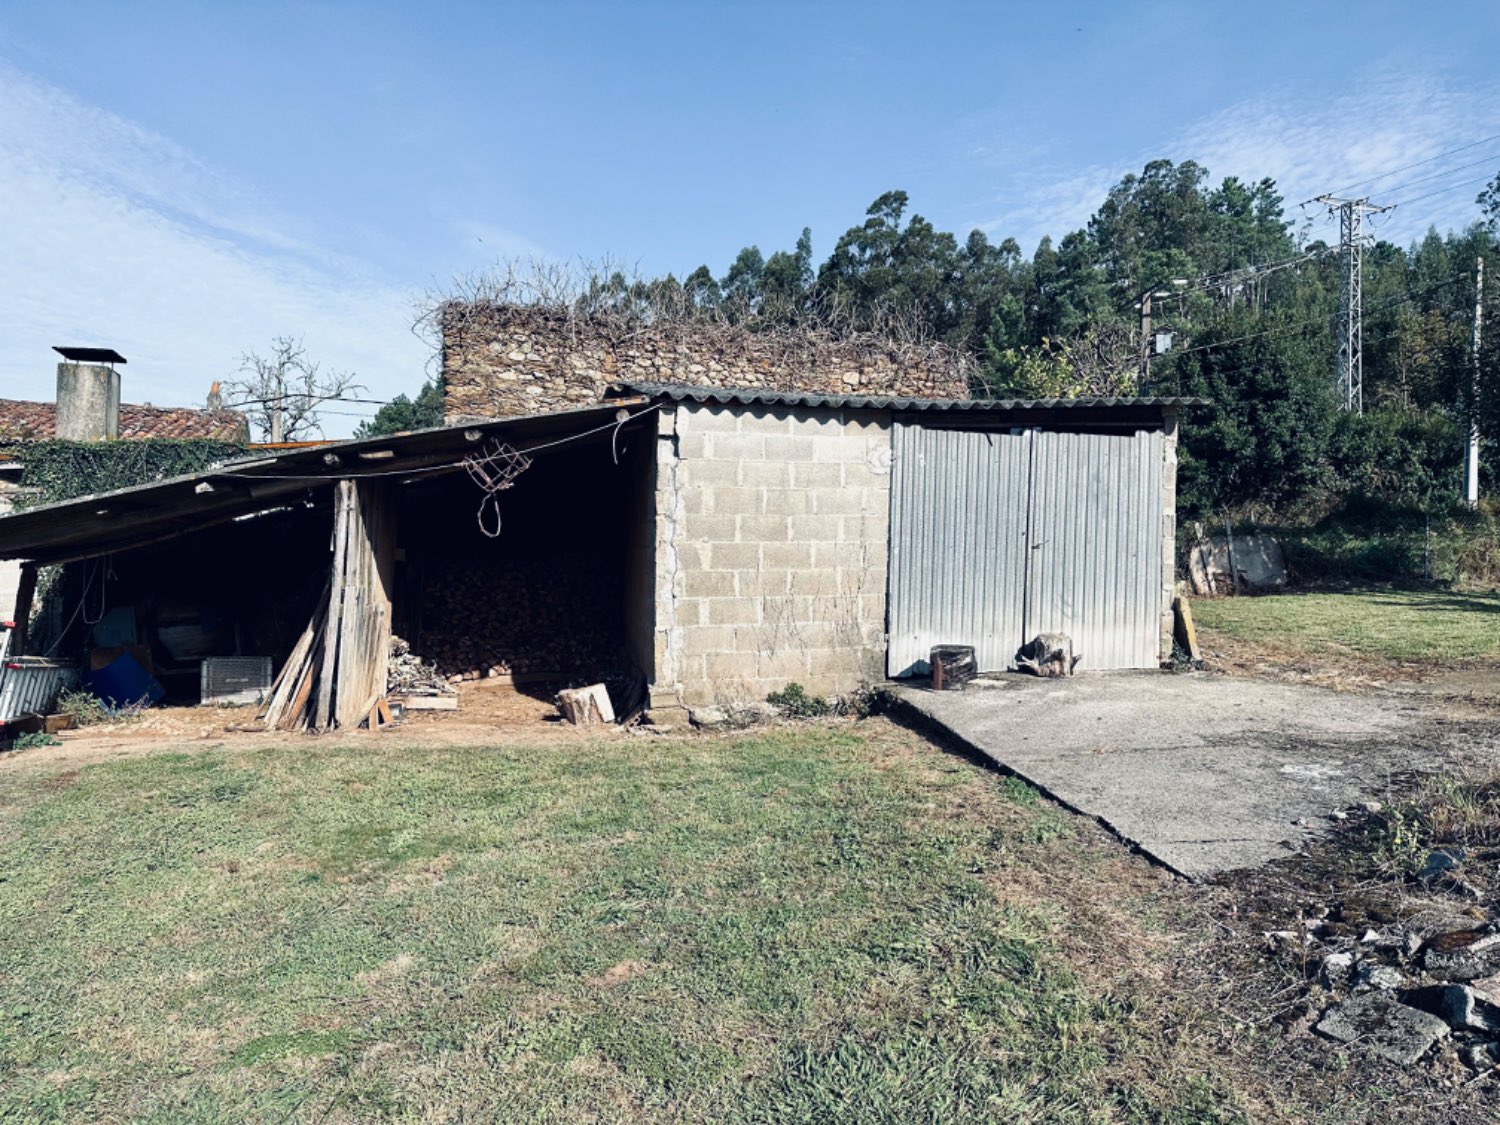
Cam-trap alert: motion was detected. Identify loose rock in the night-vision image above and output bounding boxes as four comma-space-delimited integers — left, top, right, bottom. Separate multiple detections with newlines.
1320, 952, 1355, 990
1356, 963, 1405, 991
1316, 992, 1450, 1065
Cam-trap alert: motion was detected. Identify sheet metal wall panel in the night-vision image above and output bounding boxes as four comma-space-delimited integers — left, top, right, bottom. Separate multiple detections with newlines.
887, 425, 1030, 676
1022, 430, 1164, 670
0, 661, 79, 723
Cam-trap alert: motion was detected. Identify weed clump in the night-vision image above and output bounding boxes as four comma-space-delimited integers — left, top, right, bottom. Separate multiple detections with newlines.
766, 683, 833, 719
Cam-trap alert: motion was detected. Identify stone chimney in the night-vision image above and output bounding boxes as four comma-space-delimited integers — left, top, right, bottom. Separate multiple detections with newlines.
52, 347, 124, 441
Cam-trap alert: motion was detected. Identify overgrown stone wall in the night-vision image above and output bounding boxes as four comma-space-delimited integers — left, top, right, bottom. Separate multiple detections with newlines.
442, 304, 972, 421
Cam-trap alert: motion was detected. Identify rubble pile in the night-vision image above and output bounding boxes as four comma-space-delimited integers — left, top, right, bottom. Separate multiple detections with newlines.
417, 553, 632, 681
387, 635, 455, 697
1259, 810, 1500, 1073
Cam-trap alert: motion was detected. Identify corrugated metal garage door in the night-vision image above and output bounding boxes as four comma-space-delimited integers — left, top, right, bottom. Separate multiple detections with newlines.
887, 425, 1031, 677
887, 424, 1164, 676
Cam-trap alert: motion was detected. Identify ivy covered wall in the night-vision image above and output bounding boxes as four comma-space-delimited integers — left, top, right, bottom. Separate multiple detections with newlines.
1, 439, 248, 508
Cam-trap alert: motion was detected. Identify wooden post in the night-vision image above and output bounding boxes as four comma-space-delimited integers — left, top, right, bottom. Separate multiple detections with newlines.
9, 563, 38, 656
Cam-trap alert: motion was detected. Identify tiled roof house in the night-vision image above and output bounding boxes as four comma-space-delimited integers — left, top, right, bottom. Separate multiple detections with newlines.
0, 399, 249, 443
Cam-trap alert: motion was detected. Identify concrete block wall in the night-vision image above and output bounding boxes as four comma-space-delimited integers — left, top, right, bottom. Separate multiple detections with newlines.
652, 402, 891, 708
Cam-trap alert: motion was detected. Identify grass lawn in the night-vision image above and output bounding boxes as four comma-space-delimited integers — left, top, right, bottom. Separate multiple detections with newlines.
0, 723, 1258, 1123
1191, 587, 1500, 665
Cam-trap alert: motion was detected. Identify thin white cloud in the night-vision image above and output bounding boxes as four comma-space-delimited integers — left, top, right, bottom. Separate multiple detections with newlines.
964, 66, 1500, 255
0, 61, 427, 435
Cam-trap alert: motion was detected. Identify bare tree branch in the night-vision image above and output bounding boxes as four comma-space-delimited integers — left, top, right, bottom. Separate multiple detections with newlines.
223, 336, 367, 441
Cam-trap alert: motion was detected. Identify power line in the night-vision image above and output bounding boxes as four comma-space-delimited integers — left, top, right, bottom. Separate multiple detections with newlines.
1386, 173, 1496, 210
1377, 151, 1500, 199
1329, 132, 1500, 196
1163, 270, 1469, 363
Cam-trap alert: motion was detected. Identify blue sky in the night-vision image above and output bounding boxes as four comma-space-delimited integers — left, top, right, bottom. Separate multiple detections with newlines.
1, 1, 1497, 433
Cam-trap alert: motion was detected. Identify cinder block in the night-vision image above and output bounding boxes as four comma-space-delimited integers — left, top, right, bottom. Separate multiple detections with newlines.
741, 569, 790, 597
762, 489, 810, 516
764, 434, 816, 461
812, 489, 868, 516
737, 407, 793, 434
681, 487, 712, 515
685, 570, 736, 598
675, 433, 711, 460
685, 460, 741, 486
686, 407, 741, 433
707, 597, 759, 625
791, 462, 842, 488
709, 434, 766, 461
789, 568, 834, 595
738, 515, 789, 542
756, 650, 810, 679
684, 515, 736, 542
762, 542, 813, 569
711, 542, 761, 570
741, 461, 791, 488
710, 487, 764, 516
704, 650, 759, 682
787, 514, 834, 542
689, 626, 737, 655
812, 435, 872, 463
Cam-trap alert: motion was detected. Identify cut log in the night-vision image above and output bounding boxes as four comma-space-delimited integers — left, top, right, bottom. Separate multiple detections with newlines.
557, 684, 615, 726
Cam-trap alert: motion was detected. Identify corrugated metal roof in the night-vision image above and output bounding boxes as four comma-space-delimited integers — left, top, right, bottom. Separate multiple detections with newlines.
613, 381, 1206, 412
0, 399, 650, 563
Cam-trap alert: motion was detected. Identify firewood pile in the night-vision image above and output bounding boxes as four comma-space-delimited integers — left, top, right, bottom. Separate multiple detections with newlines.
387, 635, 454, 697
417, 553, 631, 681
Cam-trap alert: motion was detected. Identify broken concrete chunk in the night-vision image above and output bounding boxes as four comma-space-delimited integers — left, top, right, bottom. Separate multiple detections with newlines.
1320, 952, 1355, 990
1423, 931, 1500, 982
687, 705, 729, 729
1315, 992, 1450, 1065
1356, 963, 1405, 991
1427, 984, 1500, 1033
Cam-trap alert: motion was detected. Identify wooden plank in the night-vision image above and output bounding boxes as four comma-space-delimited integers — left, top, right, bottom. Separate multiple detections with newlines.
260, 596, 320, 726
315, 482, 354, 732
334, 480, 395, 730
395, 694, 458, 711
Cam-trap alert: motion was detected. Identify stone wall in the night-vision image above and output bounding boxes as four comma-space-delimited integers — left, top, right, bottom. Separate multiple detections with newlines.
442, 304, 971, 422
650, 401, 891, 709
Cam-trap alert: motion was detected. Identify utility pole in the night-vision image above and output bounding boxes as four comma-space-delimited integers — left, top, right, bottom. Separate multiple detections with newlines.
1137, 278, 1187, 389
1314, 194, 1392, 414
1139, 290, 1153, 387
1470, 255, 1485, 507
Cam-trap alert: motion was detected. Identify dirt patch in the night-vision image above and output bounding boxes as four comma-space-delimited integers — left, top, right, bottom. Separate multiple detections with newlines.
0, 680, 641, 773
586, 960, 652, 989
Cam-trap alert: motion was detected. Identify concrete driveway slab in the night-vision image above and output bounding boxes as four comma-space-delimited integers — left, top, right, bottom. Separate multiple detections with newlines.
890, 673, 1460, 879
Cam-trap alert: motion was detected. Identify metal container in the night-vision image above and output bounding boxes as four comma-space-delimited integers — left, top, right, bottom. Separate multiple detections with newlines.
200, 657, 274, 705
930, 645, 976, 691
0, 658, 80, 725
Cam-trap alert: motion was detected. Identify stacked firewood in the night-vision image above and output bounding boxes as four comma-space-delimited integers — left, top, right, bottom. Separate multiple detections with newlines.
387, 635, 454, 696
417, 553, 630, 681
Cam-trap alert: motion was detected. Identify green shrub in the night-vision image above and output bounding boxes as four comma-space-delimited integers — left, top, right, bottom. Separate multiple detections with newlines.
10, 732, 61, 749
766, 683, 833, 719
57, 689, 114, 727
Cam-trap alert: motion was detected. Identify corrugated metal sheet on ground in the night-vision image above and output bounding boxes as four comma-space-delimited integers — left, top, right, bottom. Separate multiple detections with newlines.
0, 659, 79, 723
887, 425, 1165, 676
